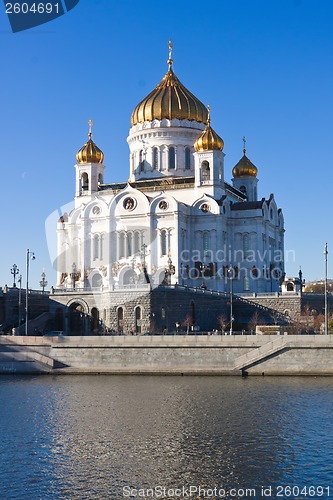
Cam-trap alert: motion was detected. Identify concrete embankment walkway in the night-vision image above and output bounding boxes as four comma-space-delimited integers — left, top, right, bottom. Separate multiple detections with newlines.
1, 334, 333, 376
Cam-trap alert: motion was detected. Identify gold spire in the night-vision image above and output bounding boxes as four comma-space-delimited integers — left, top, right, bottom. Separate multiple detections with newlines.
131, 42, 208, 126
243, 135, 246, 155
76, 119, 104, 164
193, 105, 224, 152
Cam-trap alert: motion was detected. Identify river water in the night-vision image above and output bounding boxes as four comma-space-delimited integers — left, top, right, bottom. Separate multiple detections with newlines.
0, 375, 332, 499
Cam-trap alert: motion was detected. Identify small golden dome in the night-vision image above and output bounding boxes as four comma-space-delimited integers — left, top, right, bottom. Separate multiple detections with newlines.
76, 119, 104, 164
194, 107, 224, 152
232, 150, 258, 178
131, 42, 208, 126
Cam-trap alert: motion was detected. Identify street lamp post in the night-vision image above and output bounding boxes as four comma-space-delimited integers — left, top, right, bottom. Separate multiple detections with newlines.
71, 263, 79, 290
200, 262, 207, 289
40, 270, 48, 293
11, 264, 20, 288
25, 249, 35, 336
324, 243, 328, 335
18, 274, 22, 331
228, 265, 234, 335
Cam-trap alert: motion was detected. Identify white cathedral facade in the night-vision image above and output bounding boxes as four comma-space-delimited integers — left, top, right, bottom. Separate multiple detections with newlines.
56, 47, 285, 297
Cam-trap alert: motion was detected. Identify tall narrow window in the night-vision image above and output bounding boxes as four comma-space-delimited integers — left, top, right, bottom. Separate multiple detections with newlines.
82, 173, 89, 191
119, 233, 125, 259
117, 307, 124, 334
185, 147, 191, 170
202, 161, 210, 181
153, 147, 158, 170
135, 306, 142, 334
139, 150, 144, 171
161, 230, 167, 256
243, 234, 249, 259
203, 232, 209, 252
244, 275, 250, 291
134, 231, 140, 254
93, 234, 99, 260
100, 234, 104, 261
169, 147, 175, 169
127, 232, 133, 257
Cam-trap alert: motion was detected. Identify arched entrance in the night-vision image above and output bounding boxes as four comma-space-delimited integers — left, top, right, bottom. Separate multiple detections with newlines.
135, 306, 142, 334
55, 308, 64, 331
69, 302, 85, 335
91, 307, 99, 334
117, 307, 124, 334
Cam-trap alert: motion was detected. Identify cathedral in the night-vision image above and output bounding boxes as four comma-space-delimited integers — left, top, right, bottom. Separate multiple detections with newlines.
52, 44, 285, 334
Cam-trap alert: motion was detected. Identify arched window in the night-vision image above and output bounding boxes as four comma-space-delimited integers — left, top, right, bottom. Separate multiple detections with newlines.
98, 173, 103, 185
202, 161, 210, 181
117, 307, 124, 334
93, 234, 99, 260
169, 147, 175, 169
82, 173, 89, 191
91, 307, 99, 333
240, 185, 247, 196
161, 230, 167, 256
139, 150, 144, 171
153, 147, 158, 169
119, 233, 125, 259
243, 234, 249, 259
91, 273, 102, 288
251, 266, 259, 278
135, 306, 142, 334
185, 147, 191, 169
244, 275, 250, 291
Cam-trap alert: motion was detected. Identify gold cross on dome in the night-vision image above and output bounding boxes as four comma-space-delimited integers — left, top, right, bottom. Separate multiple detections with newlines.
243, 135, 246, 154
168, 40, 173, 69
88, 119, 93, 137
207, 104, 211, 124
168, 40, 173, 60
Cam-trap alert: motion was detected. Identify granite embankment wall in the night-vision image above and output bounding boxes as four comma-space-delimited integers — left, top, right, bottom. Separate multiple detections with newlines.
1, 335, 333, 375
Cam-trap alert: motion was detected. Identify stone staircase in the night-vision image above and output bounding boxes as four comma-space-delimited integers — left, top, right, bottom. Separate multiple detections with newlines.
233, 294, 289, 325
232, 336, 288, 372
0, 336, 57, 373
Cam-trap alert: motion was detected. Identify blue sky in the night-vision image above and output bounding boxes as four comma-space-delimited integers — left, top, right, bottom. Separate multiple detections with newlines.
0, 0, 332, 289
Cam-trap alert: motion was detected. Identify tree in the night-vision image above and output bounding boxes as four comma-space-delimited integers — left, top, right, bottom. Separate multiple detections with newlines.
304, 281, 333, 293
270, 309, 281, 326
182, 314, 192, 335
248, 310, 261, 334
329, 317, 333, 332
217, 314, 228, 335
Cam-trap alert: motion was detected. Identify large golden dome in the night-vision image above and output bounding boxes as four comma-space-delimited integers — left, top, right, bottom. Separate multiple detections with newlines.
232, 151, 258, 178
194, 107, 224, 152
76, 120, 104, 164
131, 43, 208, 126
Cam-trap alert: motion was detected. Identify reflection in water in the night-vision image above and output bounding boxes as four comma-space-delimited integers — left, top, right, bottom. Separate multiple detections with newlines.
0, 376, 333, 499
